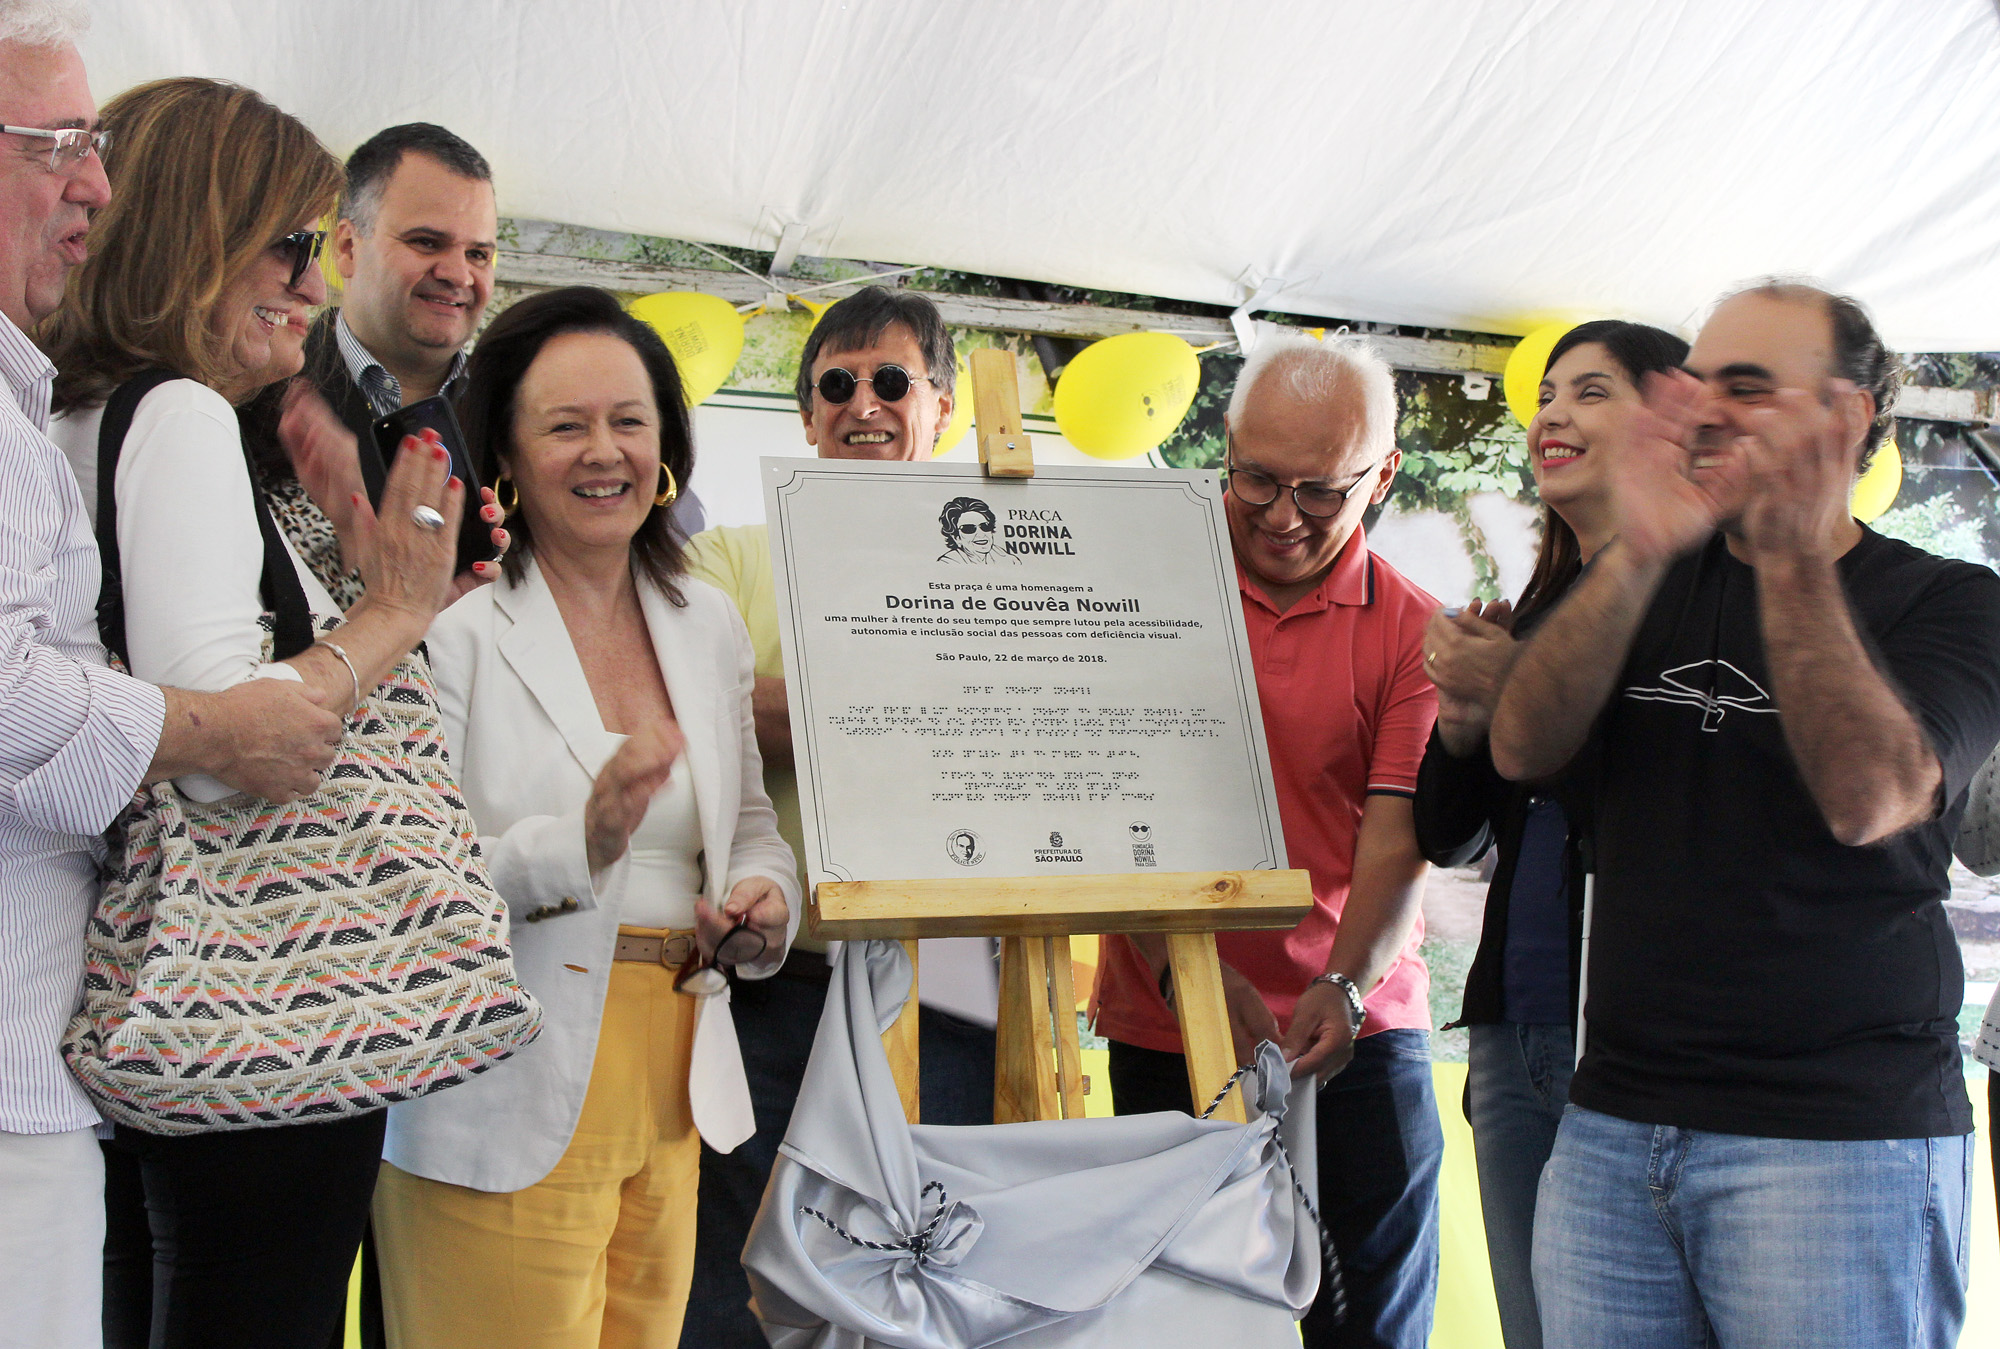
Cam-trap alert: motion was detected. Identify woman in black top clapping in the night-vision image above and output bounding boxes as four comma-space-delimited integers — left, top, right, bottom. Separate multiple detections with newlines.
1413, 320, 1688, 1349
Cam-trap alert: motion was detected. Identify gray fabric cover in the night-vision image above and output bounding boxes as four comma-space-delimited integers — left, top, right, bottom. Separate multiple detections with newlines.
743, 940, 1320, 1348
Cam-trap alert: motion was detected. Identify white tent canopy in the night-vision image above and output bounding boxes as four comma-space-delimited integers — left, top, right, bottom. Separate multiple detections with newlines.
79, 0, 2000, 351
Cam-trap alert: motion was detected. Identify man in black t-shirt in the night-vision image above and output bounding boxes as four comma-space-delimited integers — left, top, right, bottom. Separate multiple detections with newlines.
1489, 282, 2000, 1349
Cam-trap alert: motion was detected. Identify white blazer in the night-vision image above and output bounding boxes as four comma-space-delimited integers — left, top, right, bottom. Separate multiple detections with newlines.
382, 559, 801, 1193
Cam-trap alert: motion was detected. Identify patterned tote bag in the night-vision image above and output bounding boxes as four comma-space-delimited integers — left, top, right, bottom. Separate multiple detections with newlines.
63, 370, 542, 1134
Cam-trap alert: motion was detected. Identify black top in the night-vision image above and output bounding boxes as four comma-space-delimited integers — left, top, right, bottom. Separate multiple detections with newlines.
1415, 712, 1590, 1032
1572, 528, 2000, 1140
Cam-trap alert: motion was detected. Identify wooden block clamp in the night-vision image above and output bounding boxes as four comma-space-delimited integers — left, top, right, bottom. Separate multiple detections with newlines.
969, 347, 1034, 478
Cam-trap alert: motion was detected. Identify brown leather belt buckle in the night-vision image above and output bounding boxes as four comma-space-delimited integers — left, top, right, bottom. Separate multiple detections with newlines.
613, 932, 695, 968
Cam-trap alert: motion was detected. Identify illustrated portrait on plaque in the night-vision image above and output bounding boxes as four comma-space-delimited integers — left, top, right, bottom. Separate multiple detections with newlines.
935, 496, 1020, 566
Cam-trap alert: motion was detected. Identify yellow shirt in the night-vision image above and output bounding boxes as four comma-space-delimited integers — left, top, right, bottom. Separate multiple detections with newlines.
683, 524, 819, 951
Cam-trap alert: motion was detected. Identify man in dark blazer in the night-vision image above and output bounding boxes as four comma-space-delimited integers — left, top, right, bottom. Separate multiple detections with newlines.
241, 122, 498, 579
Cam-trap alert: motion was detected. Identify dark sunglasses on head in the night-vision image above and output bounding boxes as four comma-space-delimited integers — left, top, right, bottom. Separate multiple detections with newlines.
815, 363, 933, 405
276, 229, 326, 289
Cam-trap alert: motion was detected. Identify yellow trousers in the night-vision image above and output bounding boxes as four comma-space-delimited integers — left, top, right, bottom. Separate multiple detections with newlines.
374, 959, 702, 1349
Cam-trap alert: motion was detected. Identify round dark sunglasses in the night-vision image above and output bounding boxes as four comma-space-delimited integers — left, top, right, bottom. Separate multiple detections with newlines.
276, 229, 327, 289
815, 363, 934, 405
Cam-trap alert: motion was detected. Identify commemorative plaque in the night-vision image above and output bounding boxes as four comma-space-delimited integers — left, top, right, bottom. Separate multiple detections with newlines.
765, 458, 1287, 887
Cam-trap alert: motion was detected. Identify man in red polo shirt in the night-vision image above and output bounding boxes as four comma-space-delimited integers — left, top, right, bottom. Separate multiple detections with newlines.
1094, 336, 1441, 1348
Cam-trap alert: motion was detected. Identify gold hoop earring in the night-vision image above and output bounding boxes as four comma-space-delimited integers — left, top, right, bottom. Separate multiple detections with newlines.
495, 476, 519, 519
655, 465, 678, 508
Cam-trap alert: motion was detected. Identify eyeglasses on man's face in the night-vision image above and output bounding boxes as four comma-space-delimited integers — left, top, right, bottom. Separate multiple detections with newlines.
275, 229, 326, 290
814, 363, 934, 405
1, 124, 108, 175
1223, 440, 1383, 519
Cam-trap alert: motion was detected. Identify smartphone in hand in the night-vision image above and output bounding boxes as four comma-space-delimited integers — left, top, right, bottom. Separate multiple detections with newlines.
365, 394, 498, 576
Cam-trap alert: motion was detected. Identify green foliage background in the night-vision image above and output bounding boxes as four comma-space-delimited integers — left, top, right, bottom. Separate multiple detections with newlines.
487, 217, 2000, 591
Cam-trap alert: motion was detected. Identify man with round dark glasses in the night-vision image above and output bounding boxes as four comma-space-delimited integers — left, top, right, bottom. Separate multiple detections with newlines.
811, 361, 934, 407
683, 285, 1004, 1347
241, 123, 502, 613
791, 288, 955, 461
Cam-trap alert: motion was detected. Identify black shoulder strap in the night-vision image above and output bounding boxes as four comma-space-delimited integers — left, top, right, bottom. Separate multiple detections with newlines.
94, 371, 318, 666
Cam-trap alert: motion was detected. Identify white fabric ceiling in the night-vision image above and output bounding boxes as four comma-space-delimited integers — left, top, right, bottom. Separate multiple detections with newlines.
78, 0, 2000, 351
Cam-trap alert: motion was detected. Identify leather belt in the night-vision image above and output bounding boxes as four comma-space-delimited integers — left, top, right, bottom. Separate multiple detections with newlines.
614, 925, 697, 969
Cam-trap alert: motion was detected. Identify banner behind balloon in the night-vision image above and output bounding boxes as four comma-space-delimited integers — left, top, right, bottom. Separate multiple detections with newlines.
629, 292, 745, 405
1502, 321, 1580, 427
1851, 438, 1902, 522
1053, 332, 1200, 460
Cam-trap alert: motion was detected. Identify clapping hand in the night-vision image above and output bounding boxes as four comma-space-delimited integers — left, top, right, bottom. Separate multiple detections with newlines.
1423, 599, 1516, 755
1736, 380, 1871, 565
584, 721, 685, 873
279, 382, 510, 597
277, 382, 367, 562
1607, 370, 1727, 564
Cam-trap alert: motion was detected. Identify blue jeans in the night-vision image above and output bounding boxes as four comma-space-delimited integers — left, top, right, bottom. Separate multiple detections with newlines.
679, 975, 996, 1348
1108, 1027, 1442, 1348
1467, 1022, 1574, 1349
1533, 1104, 1973, 1349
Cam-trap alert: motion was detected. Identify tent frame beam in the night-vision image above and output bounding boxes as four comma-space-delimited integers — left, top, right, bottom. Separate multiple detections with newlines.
496, 250, 1995, 426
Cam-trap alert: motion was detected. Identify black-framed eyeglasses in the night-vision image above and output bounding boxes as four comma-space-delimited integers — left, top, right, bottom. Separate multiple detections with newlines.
956, 520, 995, 535
815, 363, 933, 405
673, 917, 768, 996
1224, 439, 1384, 519
1, 124, 107, 174
276, 229, 326, 289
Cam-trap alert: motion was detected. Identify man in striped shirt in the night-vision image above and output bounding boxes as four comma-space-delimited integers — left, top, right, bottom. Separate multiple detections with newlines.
0, 9, 343, 1345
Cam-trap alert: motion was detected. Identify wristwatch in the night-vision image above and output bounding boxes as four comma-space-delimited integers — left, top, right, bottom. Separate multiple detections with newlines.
1309, 971, 1366, 1036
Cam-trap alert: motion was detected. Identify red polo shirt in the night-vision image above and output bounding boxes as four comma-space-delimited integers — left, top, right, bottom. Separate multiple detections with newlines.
1093, 524, 1439, 1052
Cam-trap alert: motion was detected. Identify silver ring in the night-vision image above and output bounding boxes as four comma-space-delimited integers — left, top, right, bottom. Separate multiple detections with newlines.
411, 505, 446, 531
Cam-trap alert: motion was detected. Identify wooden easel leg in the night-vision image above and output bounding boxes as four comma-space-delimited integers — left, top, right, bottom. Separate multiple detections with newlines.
1166, 932, 1247, 1123
993, 935, 1061, 1123
884, 938, 921, 1123
1047, 935, 1085, 1119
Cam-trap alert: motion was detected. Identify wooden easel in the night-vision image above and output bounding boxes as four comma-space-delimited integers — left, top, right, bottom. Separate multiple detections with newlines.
808, 349, 1312, 1125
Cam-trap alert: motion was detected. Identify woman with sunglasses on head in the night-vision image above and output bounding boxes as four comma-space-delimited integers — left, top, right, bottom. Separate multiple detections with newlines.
1411, 320, 1688, 1349
371, 285, 798, 1349
39, 78, 498, 1349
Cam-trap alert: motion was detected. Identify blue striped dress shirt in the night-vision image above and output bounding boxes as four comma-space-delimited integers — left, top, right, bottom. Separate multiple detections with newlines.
0, 311, 164, 1133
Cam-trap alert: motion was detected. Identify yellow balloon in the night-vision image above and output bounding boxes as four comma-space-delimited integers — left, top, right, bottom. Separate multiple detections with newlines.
628, 291, 745, 406
1851, 438, 1902, 523
934, 355, 975, 456
796, 296, 834, 327
1502, 321, 1582, 427
1053, 332, 1201, 460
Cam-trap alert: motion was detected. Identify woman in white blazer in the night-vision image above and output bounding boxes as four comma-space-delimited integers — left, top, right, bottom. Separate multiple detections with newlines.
372, 287, 799, 1349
